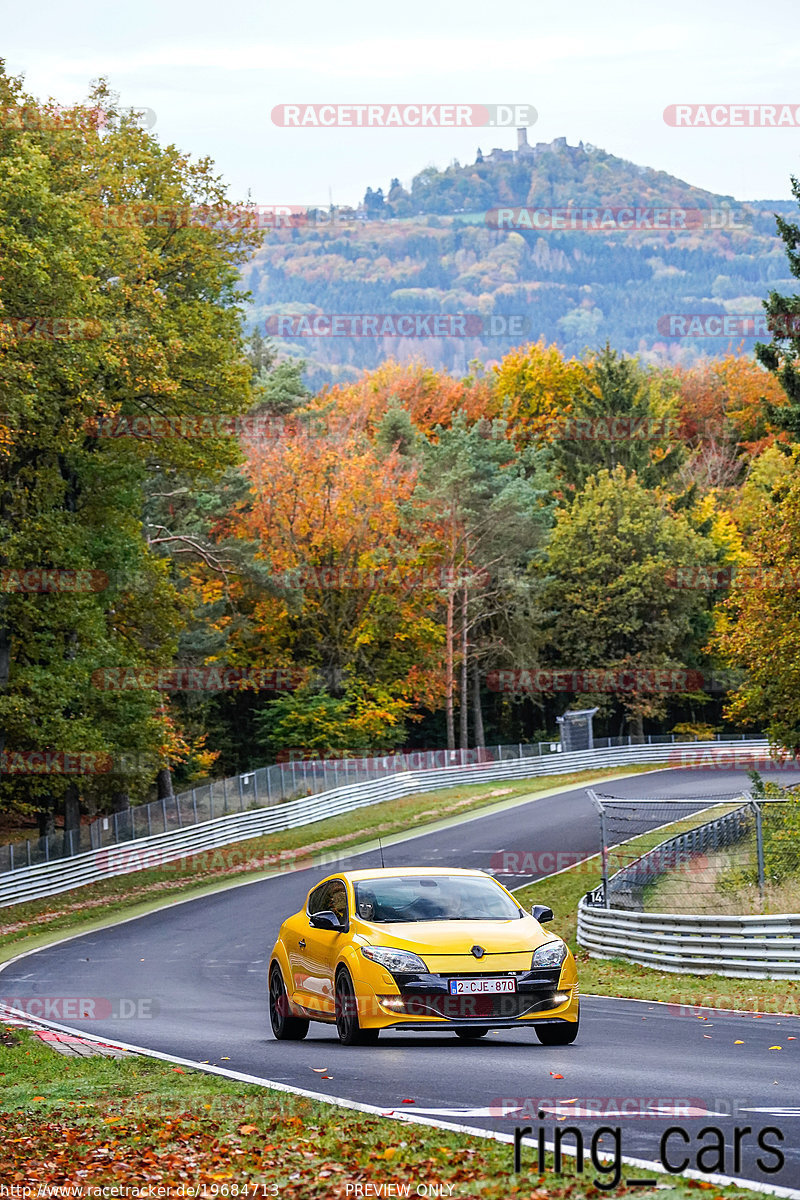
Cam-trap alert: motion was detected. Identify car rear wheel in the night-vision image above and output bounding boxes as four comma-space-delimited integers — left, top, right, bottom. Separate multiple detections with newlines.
269, 965, 309, 1041
455, 1027, 489, 1040
534, 1003, 579, 1045
335, 970, 379, 1045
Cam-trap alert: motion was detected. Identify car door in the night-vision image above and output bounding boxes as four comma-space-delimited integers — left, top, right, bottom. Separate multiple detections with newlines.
291, 879, 348, 1015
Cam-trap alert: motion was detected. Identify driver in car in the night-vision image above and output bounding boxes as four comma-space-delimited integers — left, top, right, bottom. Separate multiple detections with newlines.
356, 889, 377, 920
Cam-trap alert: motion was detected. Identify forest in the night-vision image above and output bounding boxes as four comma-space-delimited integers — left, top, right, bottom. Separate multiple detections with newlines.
3, 69, 800, 842
248, 141, 798, 389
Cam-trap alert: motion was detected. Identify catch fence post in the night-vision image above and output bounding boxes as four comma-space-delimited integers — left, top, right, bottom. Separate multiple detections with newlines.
752, 798, 766, 906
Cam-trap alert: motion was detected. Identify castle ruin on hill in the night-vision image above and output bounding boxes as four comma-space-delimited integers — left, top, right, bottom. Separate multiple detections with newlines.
476, 131, 582, 166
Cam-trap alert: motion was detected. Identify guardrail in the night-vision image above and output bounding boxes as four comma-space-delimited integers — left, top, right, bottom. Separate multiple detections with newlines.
1, 740, 567, 873
0, 738, 770, 908
0, 732, 765, 875
577, 903, 800, 979
578, 784, 800, 978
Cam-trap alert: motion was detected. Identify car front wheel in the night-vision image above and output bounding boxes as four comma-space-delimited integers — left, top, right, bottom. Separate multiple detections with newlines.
335, 969, 379, 1045
534, 1003, 580, 1045
269, 965, 309, 1041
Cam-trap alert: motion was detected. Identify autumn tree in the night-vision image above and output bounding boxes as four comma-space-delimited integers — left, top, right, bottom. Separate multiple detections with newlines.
491, 338, 589, 443
673, 355, 789, 494
215, 418, 445, 759
537, 467, 725, 739
712, 450, 800, 750
412, 416, 554, 750
308, 359, 494, 439
0, 68, 260, 830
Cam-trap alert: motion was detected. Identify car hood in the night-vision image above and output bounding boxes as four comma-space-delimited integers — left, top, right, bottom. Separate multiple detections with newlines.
356, 915, 554, 955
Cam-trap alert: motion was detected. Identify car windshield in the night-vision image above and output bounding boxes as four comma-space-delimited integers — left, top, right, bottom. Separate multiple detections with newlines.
353, 875, 522, 922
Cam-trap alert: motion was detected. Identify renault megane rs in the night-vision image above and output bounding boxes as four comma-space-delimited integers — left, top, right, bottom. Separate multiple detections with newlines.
268, 867, 580, 1045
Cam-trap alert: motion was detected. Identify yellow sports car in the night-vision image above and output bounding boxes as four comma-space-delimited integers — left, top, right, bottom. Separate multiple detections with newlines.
268, 867, 580, 1045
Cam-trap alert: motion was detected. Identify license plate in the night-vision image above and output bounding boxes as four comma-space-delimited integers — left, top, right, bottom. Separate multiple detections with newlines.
449, 977, 517, 995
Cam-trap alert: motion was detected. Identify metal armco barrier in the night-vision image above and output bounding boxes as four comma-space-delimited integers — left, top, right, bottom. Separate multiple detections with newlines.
0, 732, 767, 874
0, 739, 770, 908
577, 904, 800, 979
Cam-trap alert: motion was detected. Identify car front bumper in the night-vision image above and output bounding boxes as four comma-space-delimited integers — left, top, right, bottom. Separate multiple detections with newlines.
354, 965, 580, 1031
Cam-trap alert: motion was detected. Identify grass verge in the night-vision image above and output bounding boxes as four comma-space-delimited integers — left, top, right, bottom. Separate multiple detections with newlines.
0, 1026, 768, 1198
0, 765, 662, 961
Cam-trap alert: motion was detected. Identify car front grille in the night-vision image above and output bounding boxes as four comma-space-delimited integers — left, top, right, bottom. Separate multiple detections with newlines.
393, 992, 558, 1020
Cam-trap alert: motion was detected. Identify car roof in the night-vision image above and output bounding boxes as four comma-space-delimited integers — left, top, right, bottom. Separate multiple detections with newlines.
321, 867, 495, 883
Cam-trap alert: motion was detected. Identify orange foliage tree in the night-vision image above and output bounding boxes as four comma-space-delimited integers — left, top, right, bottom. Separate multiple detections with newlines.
209, 419, 447, 753
307, 359, 495, 438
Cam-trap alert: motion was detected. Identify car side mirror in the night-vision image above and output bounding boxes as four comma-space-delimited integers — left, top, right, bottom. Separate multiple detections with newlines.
531, 904, 554, 923
310, 909, 344, 931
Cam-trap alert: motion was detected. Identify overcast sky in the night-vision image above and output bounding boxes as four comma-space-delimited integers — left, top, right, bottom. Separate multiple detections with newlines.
4, 0, 800, 208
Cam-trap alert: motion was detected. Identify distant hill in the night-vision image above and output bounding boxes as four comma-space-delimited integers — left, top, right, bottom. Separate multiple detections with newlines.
244, 138, 798, 389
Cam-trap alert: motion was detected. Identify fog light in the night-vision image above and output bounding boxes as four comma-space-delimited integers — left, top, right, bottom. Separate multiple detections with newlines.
379, 996, 406, 1012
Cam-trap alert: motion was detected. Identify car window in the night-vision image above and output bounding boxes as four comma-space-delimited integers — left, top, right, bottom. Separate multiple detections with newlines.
353, 875, 522, 922
307, 883, 329, 916
327, 881, 348, 923
308, 879, 348, 923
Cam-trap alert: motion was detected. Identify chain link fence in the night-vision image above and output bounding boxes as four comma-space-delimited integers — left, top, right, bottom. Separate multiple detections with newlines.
588, 787, 800, 915
0, 731, 760, 877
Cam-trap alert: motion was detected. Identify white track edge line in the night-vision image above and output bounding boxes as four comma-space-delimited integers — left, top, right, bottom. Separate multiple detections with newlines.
1, 1003, 796, 1199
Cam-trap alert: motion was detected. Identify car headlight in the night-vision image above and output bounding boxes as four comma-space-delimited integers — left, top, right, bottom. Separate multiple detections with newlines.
531, 940, 567, 969
361, 946, 428, 973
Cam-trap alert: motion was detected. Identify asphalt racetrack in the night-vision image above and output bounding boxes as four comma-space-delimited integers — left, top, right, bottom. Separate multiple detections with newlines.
3, 767, 800, 1193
